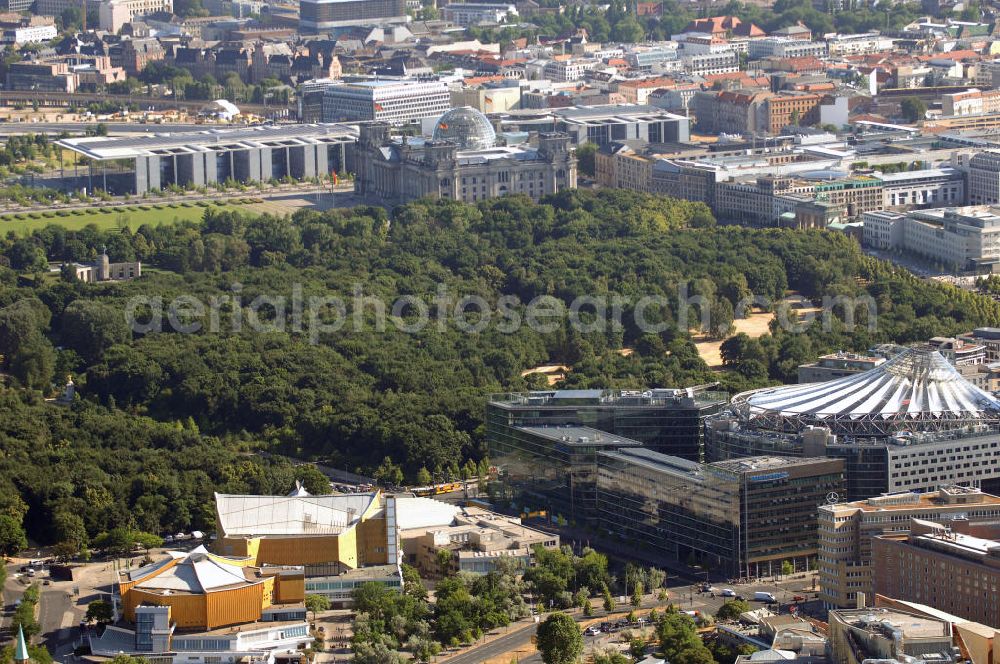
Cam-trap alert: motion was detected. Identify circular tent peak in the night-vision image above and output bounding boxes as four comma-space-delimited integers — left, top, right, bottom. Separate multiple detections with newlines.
731, 348, 1000, 436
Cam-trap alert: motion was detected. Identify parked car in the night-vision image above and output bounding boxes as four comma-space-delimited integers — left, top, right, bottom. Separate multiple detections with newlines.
721, 588, 736, 597
585, 626, 602, 636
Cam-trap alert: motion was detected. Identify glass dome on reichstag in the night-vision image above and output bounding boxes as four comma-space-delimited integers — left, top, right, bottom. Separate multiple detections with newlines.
432, 106, 496, 151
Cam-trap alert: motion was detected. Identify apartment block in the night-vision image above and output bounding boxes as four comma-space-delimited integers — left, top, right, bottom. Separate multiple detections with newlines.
764, 93, 824, 135
942, 89, 1000, 117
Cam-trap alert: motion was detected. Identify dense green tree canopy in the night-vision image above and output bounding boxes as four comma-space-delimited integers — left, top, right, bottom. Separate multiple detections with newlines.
1, 189, 998, 545
536, 612, 583, 664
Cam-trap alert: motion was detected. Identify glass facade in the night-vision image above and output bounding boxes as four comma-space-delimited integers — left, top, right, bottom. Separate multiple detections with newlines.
488, 424, 641, 523
489, 389, 728, 461
488, 390, 728, 525
595, 448, 845, 576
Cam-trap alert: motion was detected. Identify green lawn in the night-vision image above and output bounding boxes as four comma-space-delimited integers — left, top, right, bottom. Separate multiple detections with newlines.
0, 201, 252, 235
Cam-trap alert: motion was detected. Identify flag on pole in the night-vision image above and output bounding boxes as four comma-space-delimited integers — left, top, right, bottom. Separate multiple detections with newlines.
374, 102, 385, 112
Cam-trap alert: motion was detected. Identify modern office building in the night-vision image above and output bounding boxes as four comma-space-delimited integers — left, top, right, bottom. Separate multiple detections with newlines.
797, 351, 887, 383
825, 32, 895, 56
551, 105, 690, 146
489, 424, 643, 523
487, 388, 728, 523
818, 486, 1000, 610
960, 328, 1000, 362
353, 109, 576, 205
299, 0, 407, 32
0, 0, 35, 11
320, 79, 450, 124
862, 206, 1000, 272
874, 167, 965, 210
705, 348, 1000, 501
873, 518, 1000, 627
964, 151, 1000, 206
595, 448, 844, 576
748, 38, 827, 60
827, 607, 957, 664
442, 2, 518, 26
57, 124, 357, 195
490, 387, 728, 462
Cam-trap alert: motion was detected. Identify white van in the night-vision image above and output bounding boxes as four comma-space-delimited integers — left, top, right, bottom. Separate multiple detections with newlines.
754, 591, 777, 603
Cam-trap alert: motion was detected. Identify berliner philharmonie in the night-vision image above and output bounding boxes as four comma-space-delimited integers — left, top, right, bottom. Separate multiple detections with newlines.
705, 347, 1000, 500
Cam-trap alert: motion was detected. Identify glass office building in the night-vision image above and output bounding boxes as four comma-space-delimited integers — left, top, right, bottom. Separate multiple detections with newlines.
595, 448, 845, 576
488, 388, 728, 462
489, 424, 642, 523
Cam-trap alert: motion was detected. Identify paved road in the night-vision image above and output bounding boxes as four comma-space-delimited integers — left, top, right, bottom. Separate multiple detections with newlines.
441, 621, 541, 664
39, 587, 77, 658
439, 573, 823, 664
1, 563, 27, 636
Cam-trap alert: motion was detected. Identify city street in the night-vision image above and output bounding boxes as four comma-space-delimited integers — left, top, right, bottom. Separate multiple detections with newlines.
438, 572, 823, 664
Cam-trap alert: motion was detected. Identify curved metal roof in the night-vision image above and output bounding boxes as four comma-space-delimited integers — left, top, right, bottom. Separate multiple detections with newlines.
732, 349, 1000, 435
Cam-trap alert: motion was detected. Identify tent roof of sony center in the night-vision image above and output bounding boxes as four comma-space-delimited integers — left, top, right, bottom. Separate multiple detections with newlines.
214, 491, 379, 537
56, 123, 357, 161
730, 348, 1000, 436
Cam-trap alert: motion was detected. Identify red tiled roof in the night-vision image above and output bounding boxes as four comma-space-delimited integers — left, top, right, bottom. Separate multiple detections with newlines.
683, 15, 743, 34
917, 49, 981, 61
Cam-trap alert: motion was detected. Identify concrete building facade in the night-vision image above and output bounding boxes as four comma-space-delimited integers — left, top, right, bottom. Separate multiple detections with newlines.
321, 79, 451, 124
874, 518, 1000, 627
818, 486, 1000, 610
299, 0, 407, 32
57, 124, 356, 195
353, 109, 576, 206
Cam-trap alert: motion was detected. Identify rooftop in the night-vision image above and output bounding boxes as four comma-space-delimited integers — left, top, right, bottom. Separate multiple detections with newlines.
516, 425, 644, 447
821, 487, 1000, 514
731, 348, 1000, 436
489, 386, 726, 409
214, 491, 379, 537
122, 546, 275, 596
57, 123, 358, 161
710, 455, 839, 474
833, 607, 950, 639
